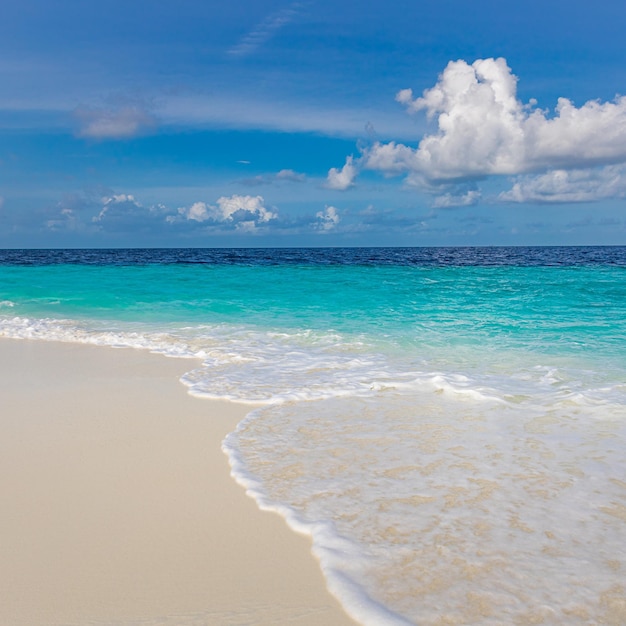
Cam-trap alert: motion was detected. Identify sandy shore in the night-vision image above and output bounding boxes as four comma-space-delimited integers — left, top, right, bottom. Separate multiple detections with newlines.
0, 338, 355, 626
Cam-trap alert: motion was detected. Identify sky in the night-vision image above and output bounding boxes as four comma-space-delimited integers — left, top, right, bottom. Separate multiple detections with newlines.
1, 0, 626, 247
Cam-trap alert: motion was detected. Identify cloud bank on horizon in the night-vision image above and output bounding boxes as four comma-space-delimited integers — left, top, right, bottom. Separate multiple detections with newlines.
44, 191, 341, 238
329, 58, 626, 205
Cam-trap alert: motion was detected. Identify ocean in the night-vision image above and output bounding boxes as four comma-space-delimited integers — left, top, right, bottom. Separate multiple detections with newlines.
1, 246, 625, 625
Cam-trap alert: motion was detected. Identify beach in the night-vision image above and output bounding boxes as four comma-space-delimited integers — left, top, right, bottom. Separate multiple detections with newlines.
2, 247, 625, 624
0, 338, 355, 626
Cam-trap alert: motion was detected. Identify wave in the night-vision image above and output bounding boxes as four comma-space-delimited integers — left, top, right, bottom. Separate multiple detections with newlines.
2, 312, 625, 624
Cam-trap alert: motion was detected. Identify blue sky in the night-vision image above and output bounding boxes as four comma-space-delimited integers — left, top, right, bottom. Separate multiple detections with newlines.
1, 0, 626, 247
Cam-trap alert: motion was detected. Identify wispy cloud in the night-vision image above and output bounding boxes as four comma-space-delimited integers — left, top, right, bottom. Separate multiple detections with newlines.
228, 2, 306, 58
237, 169, 307, 187
156, 92, 425, 140
74, 102, 157, 140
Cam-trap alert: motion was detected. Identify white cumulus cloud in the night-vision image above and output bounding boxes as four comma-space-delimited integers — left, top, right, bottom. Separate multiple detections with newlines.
335, 57, 626, 203
389, 58, 626, 179
432, 190, 481, 208
499, 166, 626, 203
173, 195, 278, 232
275, 168, 307, 182
315, 205, 340, 231
326, 155, 357, 190
177, 201, 212, 222
215, 194, 277, 222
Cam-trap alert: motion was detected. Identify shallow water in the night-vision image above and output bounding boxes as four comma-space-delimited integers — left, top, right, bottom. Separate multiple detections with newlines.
1, 247, 625, 624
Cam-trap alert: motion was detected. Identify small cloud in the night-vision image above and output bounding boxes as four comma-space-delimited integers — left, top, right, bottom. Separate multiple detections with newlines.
46, 207, 79, 232
237, 169, 307, 187
235, 220, 259, 233
276, 168, 306, 182
103, 193, 136, 205
499, 166, 626, 203
315, 205, 340, 232
93, 194, 169, 231
432, 190, 481, 208
326, 155, 357, 190
95, 193, 140, 220
228, 2, 305, 58
237, 160, 251, 164
75, 104, 156, 140
215, 194, 277, 223
176, 201, 212, 222
238, 175, 272, 187
172, 194, 278, 233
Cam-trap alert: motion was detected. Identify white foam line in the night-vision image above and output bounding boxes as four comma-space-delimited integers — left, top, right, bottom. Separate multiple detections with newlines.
0, 315, 201, 360
222, 407, 414, 626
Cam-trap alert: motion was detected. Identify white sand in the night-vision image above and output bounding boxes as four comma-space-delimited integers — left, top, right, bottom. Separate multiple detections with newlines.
0, 338, 355, 625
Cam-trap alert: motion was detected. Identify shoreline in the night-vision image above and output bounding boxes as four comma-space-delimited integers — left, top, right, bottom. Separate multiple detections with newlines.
0, 338, 355, 625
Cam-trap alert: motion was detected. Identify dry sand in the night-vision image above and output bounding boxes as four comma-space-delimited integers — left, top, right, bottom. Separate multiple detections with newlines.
0, 338, 355, 625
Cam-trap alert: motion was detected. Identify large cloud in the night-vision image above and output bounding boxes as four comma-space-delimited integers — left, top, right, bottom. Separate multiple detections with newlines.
329, 58, 626, 202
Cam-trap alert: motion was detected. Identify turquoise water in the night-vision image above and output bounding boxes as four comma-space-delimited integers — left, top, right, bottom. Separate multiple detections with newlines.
1, 247, 626, 625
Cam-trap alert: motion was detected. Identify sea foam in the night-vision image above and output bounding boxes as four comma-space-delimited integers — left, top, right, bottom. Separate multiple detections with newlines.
226, 390, 626, 625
